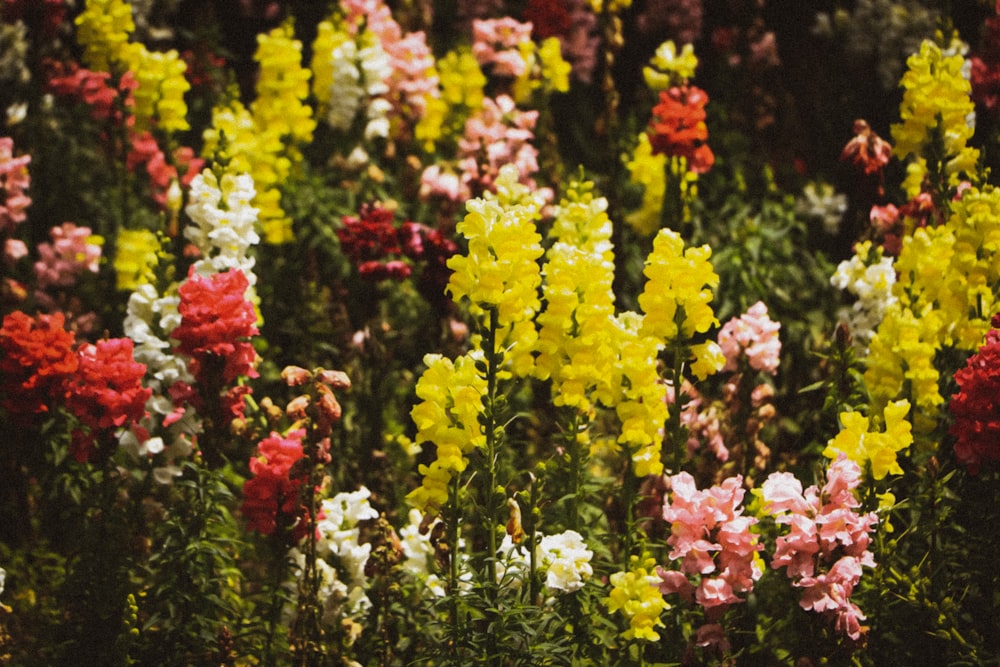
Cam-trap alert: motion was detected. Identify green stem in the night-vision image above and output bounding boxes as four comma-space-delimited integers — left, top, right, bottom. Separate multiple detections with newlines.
482, 307, 501, 665
448, 470, 462, 665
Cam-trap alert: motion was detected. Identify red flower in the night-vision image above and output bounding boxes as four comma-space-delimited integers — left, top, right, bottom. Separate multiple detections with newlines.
840, 119, 892, 178
648, 85, 715, 174
949, 322, 1000, 474
64, 338, 151, 463
242, 429, 309, 540
0, 311, 78, 416
524, 0, 572, 39
172, 268, 259, 385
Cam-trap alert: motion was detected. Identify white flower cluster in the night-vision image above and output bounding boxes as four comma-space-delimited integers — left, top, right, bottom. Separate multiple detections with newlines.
796, 181, 847, 235
314, 487, 381, 615
497, 529, 594, 594
831, 243, 898, 351
322, 32, 392, 141
120, 283, 195, 483
398, 508, 472, 597
184, 169, 260, 286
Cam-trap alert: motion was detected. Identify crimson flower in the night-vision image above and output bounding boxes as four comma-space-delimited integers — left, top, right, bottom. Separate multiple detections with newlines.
64, 338, 151, 463
648, 85, 715, 174
338, 204, 411, 280
524, 0, 572, 39
949, 319, 1000, 474
242, 429, 310, 541
172, 268, 259, 385
0, 311, 78, 417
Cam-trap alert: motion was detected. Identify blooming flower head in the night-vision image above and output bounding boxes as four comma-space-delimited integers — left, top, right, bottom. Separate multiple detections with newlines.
949, 319, 1000, 474
317, 487, 381, 585
0, 136, 31, 233
338, 204, 411, 281
717, 301, 782, 375
446, 164, 544, 328
171, 268, 259, 385
0, 311, 78, 416
33, 223, 102, 291
659, 473, 762, 613
64, 337, 150, 463
606, 558, 670, 641
823, 400, 913, 479
242, 429, 308, 540
644, 40, 699, 90
537, 530, 594, 593
472, 17, 534, 78
638, 228, 720, 343
648, 85, 714, 174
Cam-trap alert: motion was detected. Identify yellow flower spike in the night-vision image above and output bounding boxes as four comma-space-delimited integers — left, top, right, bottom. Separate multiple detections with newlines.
823, 399, 913, 479
606, 561, 670, 641
114, 229, 160, 291
75, 0, 135, 73
644, 40, 699, 90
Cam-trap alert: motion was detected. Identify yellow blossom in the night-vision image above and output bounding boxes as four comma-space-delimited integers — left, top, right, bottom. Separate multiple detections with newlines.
644, 40, 698, 90
823, 400, 913, 479
75, 0, 135, 73
605, 560, 670, 641
114, 228, 160, 291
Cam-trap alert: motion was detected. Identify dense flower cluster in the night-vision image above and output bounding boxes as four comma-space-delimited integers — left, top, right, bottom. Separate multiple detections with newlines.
406, 353, 488, 512
717, 301, 782, 374
948, 318, 1000, 474
606, 559, 671, 641
64, 337, 150, 463
0, 311, 77, 416
414, 47, 486, 153
891, 38, 978, 184
658, 473, 762, 645
113, 228, 160, 291
823, 399, 913, 479
446, 164, 544, 328
242, 429, 309, 540
171, 268, 259, 386
338, 205, 411, 281
647, 85, 715, 174
0, 136, 30, 234
760, 456, 878, 641
316, 487, 381, 609
644, 40, 699, 90
184, 169, 260, 288
33, 223, 102, 292
831, 241, 897, 351
472, 17, 534, 78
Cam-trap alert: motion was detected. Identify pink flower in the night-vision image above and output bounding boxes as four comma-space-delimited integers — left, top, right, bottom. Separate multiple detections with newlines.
0, 136, 32, 233
472, 18, 534, 77
718, 301, 781, 374
33, 223, 102, 291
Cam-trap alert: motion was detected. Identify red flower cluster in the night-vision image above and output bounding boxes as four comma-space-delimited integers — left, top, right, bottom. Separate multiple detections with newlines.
338, 206, 458, 292
949, 319, 1000, 474
242, 429, 310, 541
971, 15, 1000, 115
524, 0, 571, 39
172, 268, 259, 385
648, 85, 715, 174
64, 338, 151, 463
338, 204, 413, 281
0, 311, 78, 416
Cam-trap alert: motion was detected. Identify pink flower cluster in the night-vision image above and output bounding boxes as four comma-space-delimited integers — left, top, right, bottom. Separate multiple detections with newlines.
472, 17, 533, 77
658, 473, 762, 650
242, 429, 310, 542
718, 300, 781, 375
341, 0, 439, 119
0, 136, 31, 234
422, 94, 549, 204
33, 223, 102, 291
760, 455, 877, 641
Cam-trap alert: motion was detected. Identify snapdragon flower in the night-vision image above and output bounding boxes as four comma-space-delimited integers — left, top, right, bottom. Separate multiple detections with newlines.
718, 301, 782, 375
606, 559, 670, 641
0, 136, 30, 233
33, 223, 102, 291
831, 241, 897, 351
823, 400, 913, 479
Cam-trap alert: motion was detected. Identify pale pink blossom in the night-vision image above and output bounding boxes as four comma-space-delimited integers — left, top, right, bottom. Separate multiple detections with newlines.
472, 18, 533, 77
0, 137, 31, 232
718, 300, 782, 374
33, 223, 102, 290
4, 238, 27, 262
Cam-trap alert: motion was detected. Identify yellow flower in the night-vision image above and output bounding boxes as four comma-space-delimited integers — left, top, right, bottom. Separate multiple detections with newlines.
415, 47, 485, 152
644, 40, 698, 90
447, 165, 545, 328
606, 560, 670, 641
114, 228, 160, 291
407, 353, 488, 513
130, 48, 190, 133
75, 0, 135, 72
639, 228, 719, 342
891, 39, 979, 181
823, 399, 913, 479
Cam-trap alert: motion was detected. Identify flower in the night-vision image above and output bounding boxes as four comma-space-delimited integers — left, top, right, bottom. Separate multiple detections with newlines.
647, 85, 714, 174
33, 223, 102, 291
536, 530, 594, 593
472, 18, 534, 78
717, 301, 782, 375
759, 455, 878, 641
317, 487, 380, 586
949, 321, 1000, 474
0, 311, 77, 416
644, 40, 699, 90
606, 559, 670, 641
0, 136, 31, 233
113, 228, 161, 292
823, 400, 913, 479
172, 268, 259, 385
64, 337, 150, 463
242, 429, 309, 540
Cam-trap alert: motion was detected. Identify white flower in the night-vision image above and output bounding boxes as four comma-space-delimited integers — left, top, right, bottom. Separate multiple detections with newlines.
536, 530, 593, 593
400, 508, 436, 577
